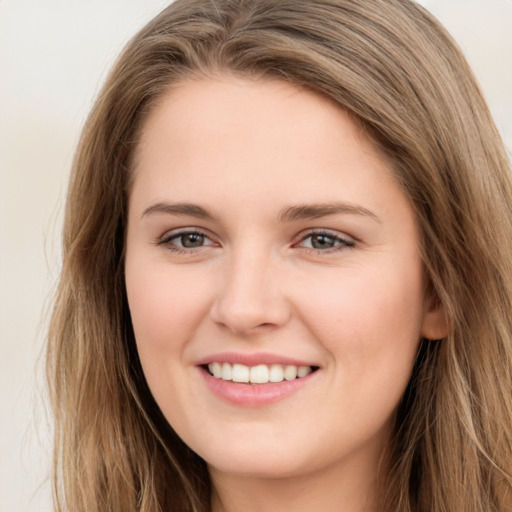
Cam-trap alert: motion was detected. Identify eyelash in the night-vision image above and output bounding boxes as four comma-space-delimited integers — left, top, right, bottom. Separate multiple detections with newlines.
156, 228, 355, 254
296, 230, 355, 253
156, 229, 217, 254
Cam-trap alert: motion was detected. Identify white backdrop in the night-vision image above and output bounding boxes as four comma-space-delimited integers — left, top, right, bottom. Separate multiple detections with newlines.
0, 1, 510, 511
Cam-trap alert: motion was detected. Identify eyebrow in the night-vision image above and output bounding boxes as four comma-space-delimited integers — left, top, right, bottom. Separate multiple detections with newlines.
141, 201, 380, 223
141, 202, 217, 220
279, 202, 380, 223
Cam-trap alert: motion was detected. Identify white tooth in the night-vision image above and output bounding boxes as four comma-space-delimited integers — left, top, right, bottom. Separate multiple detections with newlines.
284, 365, 298, 381
232, 364, 250, 383
297, 366, 312, 378
250, 364, 270, 384
269, 364, 284, 382
210, 362, 222, 378
221, 362, 233, 381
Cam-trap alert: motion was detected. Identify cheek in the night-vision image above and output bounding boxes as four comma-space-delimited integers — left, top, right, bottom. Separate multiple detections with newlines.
300, 264, 424, 432
296, 257, 425, 375
125, 256, 213, 364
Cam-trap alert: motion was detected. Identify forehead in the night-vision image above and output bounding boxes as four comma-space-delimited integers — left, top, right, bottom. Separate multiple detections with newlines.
134, 76, 348, 162
130, 75, 408, 225
135, 76, 390, 173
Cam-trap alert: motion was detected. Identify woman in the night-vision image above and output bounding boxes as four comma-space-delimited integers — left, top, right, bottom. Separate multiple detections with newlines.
47, 0, 512, 511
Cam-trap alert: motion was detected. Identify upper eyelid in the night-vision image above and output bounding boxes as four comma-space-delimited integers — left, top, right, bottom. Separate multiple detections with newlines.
295, 227, 355, 242
160, 226, 212, 238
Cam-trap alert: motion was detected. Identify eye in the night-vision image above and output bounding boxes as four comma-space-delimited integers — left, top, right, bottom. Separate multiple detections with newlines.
158, 229, 217, 251
174, 232, 207, 248
297, 231, 354, 251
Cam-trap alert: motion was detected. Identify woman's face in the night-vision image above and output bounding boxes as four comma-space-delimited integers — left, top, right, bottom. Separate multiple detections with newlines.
125, 76, 445, 481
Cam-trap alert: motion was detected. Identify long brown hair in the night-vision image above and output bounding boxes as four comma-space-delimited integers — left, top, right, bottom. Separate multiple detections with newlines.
47, 1, 512, 510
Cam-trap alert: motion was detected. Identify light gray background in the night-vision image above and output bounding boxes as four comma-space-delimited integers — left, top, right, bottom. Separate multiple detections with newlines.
1, 1, 511, 511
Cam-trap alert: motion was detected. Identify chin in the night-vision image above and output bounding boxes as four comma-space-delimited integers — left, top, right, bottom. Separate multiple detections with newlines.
192, 437, 308, 479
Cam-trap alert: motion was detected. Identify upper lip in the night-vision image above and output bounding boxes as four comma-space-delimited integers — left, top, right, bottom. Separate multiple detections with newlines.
195, 352, 319, 368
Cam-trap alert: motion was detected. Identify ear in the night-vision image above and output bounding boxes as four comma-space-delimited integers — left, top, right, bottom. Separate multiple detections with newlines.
421, 293, 449, 340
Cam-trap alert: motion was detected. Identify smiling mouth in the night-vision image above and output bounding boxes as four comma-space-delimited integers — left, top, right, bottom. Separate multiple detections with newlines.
204, 362, 319, 384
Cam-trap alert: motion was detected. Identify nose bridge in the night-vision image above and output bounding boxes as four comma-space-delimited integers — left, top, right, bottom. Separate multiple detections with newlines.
210, 241, 289, 334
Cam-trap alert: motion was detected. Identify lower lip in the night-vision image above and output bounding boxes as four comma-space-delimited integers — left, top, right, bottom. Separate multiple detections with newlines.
199, 368, 317, 407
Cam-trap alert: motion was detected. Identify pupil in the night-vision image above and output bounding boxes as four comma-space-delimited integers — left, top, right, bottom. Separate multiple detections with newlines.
312, 234, 334, 249
182, 233, 204, 247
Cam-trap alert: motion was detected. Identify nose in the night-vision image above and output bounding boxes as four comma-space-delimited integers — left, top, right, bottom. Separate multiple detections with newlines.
209, 248, 291, 336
